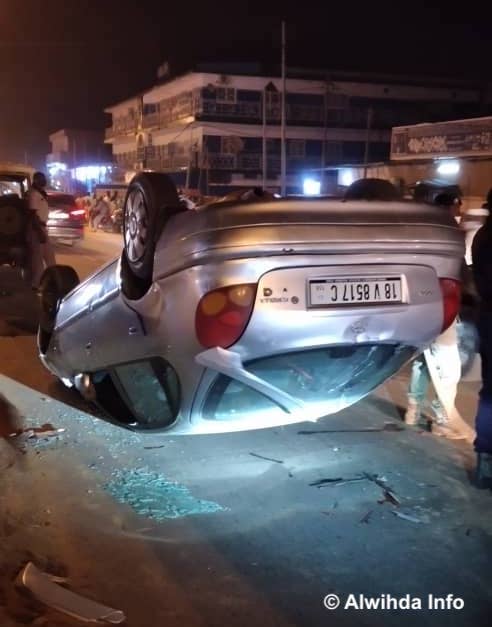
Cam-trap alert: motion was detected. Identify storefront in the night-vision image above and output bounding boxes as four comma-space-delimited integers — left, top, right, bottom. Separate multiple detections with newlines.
317, 117, 492, 209
386, 116, 492, 208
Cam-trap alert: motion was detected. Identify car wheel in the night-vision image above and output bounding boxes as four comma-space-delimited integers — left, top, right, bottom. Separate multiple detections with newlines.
38, 265, 80, 335
123, 172, 181, 281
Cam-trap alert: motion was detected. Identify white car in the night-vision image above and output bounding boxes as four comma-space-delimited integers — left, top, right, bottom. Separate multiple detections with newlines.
37, 175, 465, 435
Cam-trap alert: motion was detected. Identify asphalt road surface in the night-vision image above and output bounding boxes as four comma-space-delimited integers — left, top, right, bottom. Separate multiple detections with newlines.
1, 230, 491, 627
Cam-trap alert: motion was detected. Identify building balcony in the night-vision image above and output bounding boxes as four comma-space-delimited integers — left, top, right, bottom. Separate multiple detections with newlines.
205, 153, 320, 171
142, 112, 160, 129
47, 151, 70, 165
115, 153, 138, 168
137, 97, 325, 132
106, 116, 139, 140
199, 100, 262, 121
197, 99, 325, 125
143, 155, 190, 170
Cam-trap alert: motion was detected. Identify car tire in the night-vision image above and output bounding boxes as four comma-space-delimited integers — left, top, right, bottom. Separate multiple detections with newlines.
123, 172, 181, 282
38, 265, 80, 335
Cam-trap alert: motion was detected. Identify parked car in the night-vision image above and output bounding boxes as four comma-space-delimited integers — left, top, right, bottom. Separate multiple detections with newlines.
46, 191, 85, 245
0, 163, 35, 270
409, 178, 462, 204
37, 174, 464, 435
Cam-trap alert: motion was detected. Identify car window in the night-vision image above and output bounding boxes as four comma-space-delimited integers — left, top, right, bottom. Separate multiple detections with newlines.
247, 344, 415, 407
0, 180, 22, 197
203, 376, 287, 421
47, 195, 76, 209
203, 344, 415, 421
112, 358, 180, 428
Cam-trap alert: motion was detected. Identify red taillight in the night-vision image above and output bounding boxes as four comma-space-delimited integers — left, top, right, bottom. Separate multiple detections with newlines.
195, 283, 257, 348
70, 208, 86, 219
439, 278, 461, 332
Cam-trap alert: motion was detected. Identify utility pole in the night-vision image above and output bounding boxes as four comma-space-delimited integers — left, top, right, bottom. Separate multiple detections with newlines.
185, 130, 192, 190
363, 106, 373, 178
321, 77, 329, 192
280, 20, 287, 196
72, 137, 77, 193
262, 86, 267, 190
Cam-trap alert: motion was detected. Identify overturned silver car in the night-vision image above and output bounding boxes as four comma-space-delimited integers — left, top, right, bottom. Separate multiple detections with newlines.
38, 174, 464, 434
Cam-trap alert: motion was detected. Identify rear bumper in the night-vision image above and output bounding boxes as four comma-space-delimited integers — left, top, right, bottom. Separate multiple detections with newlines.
47, 224, 84, 241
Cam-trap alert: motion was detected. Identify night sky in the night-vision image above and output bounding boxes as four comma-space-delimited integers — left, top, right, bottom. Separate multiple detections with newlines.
0, 0, 490, 167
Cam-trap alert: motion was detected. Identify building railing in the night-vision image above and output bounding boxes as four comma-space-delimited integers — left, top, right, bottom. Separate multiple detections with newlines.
47, 151, 70, 164
105, 115, 139, 139
113, 150, 323, 173
115, 153, 138, 167
198, 99, 325, 124
142, 112, 160, 128
106, 97, 327, 138
205, 153, 319, 171
200, 100, 262, 119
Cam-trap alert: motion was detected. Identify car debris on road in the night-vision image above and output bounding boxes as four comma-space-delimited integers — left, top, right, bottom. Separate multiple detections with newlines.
17, 562, 125, 624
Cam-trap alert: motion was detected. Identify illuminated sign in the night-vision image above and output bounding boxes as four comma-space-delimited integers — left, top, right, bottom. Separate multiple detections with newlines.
391, 116, 492, 160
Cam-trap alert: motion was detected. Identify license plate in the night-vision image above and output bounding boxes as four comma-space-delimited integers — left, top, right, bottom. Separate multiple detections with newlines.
308, 277, 402, 307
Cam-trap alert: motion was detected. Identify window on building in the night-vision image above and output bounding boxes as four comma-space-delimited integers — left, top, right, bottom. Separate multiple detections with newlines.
324, 141, 343, 161
288, 139, 306, 157
221, 136, 244, 154
216, 87, 236, 103
266, 90, 280, 106
326, 109, 344, 124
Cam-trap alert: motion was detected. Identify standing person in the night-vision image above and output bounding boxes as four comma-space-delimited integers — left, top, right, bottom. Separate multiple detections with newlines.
405, 192, 474, 440
27, 171, 56, 290
471, 189, 492, 488
404, 321, 473, 440
91, 194, 111, 231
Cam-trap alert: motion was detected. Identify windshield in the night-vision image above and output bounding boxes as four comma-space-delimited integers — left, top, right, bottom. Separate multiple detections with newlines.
203, 343, 416, 421
0, 174, 29, 197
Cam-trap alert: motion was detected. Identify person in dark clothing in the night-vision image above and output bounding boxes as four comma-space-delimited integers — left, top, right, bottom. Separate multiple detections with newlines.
471, 187, 492, 487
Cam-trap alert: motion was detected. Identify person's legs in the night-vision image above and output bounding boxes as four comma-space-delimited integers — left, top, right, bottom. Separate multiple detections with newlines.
405, 355, 430, 426
29, 231, 44, 289
421, 320, 475, 439
474, 311, 492, 487
41, 236, 56, 268
92, 211, 104, 230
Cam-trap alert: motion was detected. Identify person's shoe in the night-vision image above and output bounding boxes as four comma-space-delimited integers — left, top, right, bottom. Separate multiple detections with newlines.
431, 421, 466, 439
404, 399, 429, 429
430, 399, 448, 424
475, 452, 492, 489
404, 399, 420, 425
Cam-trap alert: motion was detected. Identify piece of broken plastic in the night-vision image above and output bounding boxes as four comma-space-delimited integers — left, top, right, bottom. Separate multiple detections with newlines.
19, 562, 125, 624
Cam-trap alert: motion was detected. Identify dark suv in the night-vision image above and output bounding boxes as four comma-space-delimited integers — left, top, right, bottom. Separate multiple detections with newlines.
0, 170, 32, 269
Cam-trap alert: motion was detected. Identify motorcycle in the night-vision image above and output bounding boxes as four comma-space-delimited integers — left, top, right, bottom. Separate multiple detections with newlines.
95, 208, 123, 234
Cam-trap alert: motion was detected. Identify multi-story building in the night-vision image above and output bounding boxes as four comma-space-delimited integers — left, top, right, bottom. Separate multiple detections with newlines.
47, 128, 112, 192
104, 63, 491, 195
